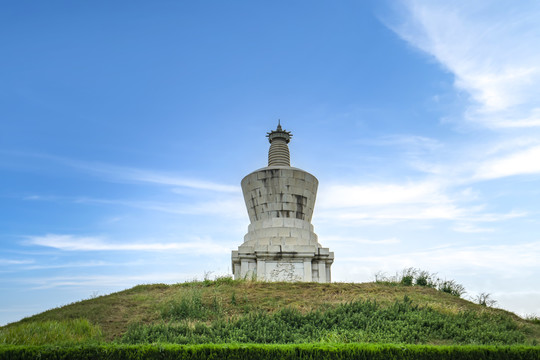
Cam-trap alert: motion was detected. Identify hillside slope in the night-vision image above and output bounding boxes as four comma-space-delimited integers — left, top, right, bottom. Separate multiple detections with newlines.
6, 279, 540, 344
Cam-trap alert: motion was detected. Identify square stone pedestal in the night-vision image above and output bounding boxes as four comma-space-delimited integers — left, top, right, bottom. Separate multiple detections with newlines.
232, 245, 333, 283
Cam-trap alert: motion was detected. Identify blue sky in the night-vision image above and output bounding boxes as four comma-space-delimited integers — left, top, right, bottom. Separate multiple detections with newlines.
1, 0, 540, 325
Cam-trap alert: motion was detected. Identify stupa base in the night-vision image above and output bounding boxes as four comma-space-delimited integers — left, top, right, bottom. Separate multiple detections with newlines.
231, 245, 333, 282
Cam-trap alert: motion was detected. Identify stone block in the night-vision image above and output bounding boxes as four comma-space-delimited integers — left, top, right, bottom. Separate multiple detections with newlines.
318, 247, 330, 256
283, 218, 295, 228
267, 245, 281, 252
276, 227, 290, 237
281, 169, 293, 178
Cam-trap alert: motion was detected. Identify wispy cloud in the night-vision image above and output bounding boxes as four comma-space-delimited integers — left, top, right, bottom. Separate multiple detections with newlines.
25, 234, 230, 255
18, 273, 203, 290
63, 159, 239, 192
0, 259, 34, 266
73, 196, 245, 217
324, 236, 401, 245
389, 0, 540, 129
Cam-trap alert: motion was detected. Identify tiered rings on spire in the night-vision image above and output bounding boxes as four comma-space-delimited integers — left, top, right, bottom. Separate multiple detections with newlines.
266, 121, 292, 166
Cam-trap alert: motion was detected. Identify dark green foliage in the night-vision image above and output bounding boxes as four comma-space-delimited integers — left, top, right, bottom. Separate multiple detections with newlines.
1, 343, 540, 360
400, 268, 416, 286
416, 270, 436, 287
401, 275, 414, 286
438, 280, 466, 297
160, 289, 222, 321
121, 297, 527, 345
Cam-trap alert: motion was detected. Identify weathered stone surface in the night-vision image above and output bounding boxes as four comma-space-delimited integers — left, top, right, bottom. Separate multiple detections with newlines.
232, 123, 334, 282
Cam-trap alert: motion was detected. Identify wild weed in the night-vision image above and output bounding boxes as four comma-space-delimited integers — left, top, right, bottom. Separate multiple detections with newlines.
474, 292, 498, 307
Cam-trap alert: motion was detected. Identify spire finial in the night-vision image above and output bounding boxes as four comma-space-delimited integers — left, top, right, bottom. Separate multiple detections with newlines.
266, 121, 292, 166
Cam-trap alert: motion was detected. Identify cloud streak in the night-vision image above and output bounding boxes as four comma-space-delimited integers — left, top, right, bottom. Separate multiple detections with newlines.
65, 160, 240, 192
19, 273, 203, 290
0, 259, 34, 266
25, 234, 231, 255
73, 196, 245, 217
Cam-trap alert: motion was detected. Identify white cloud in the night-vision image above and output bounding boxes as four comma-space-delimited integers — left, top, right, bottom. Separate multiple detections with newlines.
25, 234, 230, 255
473, 145, 540, 180
390, 0, 540, 128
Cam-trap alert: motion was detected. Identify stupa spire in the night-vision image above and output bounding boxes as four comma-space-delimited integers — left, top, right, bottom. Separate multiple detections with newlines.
266, 121, 292, 166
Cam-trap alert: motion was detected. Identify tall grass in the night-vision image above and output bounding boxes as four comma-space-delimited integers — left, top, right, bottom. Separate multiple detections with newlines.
120, 296, 527, 345
161, 288, 223, 321
0, 318, 102, 345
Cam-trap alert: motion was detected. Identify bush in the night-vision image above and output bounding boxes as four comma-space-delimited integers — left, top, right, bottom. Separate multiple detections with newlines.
415, 270, 436, 287
438, 280, 466, 297
400, 268, 416, 286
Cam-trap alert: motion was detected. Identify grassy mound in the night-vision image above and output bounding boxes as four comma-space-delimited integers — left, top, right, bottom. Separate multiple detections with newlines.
2, 279, 539, 345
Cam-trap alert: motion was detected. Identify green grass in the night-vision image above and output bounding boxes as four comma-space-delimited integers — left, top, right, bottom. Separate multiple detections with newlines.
0, 319, 102, 345
120, 296, 530, 345
3, 279, 539, 345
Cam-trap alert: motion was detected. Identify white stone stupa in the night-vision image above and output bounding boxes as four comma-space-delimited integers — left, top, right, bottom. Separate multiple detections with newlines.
231, 122, 334, 282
